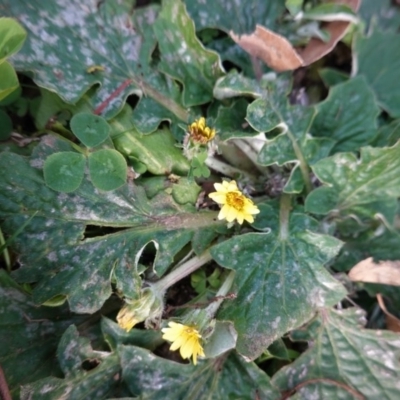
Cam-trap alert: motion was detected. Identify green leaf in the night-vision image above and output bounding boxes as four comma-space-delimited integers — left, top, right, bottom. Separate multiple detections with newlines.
0, 17, 26, 62
120, 346, 280, 399
70, 112, 110, 148
245, 76, 329, 193
171, 178, 201, 205
101, 317, 163, 352
371, 119, 400, 147
0, 60, 19, 101
214, 99, 258, 141
214, 71, 262, 100
306, 143, 400, 223
310, 76, 380, 153
319, 67, 349, 87
0, 271, 86, 398
203, 321, 237, 358
131, 75, 184, 135
0, 136, 220, 313
113, 124, 190, 176
272, 308, 400, 399
1, 1, 185, 120
153, 0, 224, 107
210, 202, 346, 360
21, 325, 120, 399
0, 109, 12, 140
355, 30, 400, 118
185, 0, 286, 35
88, 149, 127, 191
359, 0, 400, 32
43, 151, 86, 193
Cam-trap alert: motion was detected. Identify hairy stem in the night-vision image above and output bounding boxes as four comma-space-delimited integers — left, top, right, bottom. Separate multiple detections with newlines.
154, 250, 213, 292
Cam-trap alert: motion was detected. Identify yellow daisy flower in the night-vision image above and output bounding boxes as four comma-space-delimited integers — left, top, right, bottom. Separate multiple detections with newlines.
188, 117, 216, 144
208, 180, 260, 224
162, 321, 205, 365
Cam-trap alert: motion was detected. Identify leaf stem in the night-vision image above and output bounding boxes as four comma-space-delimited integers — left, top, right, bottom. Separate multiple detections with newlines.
205, 270, 235, 319
285, 127, 313, 194
134, 78, 190, 123
154, 250, 213, 292
279, 193, 292, 241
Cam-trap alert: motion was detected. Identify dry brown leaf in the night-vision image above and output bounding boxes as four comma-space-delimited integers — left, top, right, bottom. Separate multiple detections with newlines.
230, 25, 304, 72
229, 0, 360, 72
348, 257, 400, 286
299, 0, 361, 66
377, 294, 400, 332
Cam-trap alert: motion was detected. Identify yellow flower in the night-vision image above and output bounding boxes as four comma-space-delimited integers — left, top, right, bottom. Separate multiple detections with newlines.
188, 117, 215, 144
162, 322, 205, 365
208, 180, 260, 224
117, 288, 162, 332
117, 303, 142, 332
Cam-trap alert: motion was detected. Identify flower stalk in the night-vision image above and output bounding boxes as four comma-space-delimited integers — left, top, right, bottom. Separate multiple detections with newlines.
154, 250, 213, 293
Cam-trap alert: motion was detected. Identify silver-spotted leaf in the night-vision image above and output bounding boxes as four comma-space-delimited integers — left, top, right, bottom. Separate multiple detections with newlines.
120, 345, 280, 399
272, 308, 400, 399
153, 0, 224, 107
210, 202, 346, 360
305, 143, 400, 224
0, 136, 221, 313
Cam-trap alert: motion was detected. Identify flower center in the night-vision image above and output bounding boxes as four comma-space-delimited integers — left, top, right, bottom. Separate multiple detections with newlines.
226, 191, 245, 211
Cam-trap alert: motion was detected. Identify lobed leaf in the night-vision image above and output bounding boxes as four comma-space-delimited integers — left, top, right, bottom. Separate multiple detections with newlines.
210, 202, 346, 360
272, 308, 400, 399
154, 0, 224, 107
0, 136, 221, 313
120, 346, 280, 399
306, 143, 400, 224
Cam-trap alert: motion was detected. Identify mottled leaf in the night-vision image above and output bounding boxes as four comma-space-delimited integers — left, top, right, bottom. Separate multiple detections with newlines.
1, 0, 182, 119
306, 143, 400, 224
245, 76, 325, 192
311, 76, 380, 153
210, 202, 346, 360
0, 136, 220, 313
214, 98, 258, 141
20, 325, 120, 400
0, 271, 86, 398
272, 308, 400, 400
185, 0, 286, 35
153, 0, 224, 107
120, 345, 280, 399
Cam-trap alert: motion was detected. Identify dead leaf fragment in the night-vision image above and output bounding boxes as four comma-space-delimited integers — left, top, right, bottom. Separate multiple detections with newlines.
230, 25, 304, 72
229, 0, 360, 72
349, 257, 400, 286
377, 294, 400, 332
